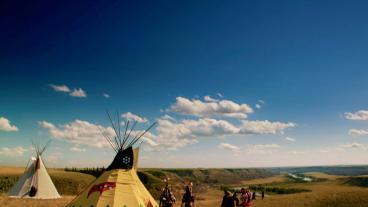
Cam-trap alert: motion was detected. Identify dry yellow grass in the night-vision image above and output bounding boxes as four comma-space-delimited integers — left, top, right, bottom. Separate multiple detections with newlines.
0, 167, 27, 175
0, 166, 95, 196
252, 181, 368, 207
2, 166, 368, 207
241, 175, 286, 185
0, 195, 74, 207
195, 188, 223, 206
304, 172, 345, 180
2, 183, 368, 207
0, 191, 224, 207
210, 175, 368, 207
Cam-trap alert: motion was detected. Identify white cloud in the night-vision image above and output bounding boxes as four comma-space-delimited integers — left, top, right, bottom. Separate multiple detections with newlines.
70, 88, 87, 98
39, 119, 158, 150
340, 142, 367, 150
240, 120, 296, 135
50, 84, 87, 98
285, 137, 296, 142
39, 120, 114, 148
204, 95, 219, 102
38, 121, 55, 129
141, 135, 159, 147
103, 93, 110, 98
349, 129, 368, 136
0, 117, 19, 132
149, 118, 199, 150
217, 93, 224, 98
255, 104, 261, 109
0, 146, 27, 157
161, 114, 176, 121
258, 100, 265, 104
148, 116, 296, 150
123, 130, 159, 148
38, 105, 296, 152
70, 145, 86, 152
150, 117, 241, 150
169, 96, 253, 119
122, 112, 148, 123
345, 110, 368, 121
50, 84, 70, 92
245, 144, 280, 154
181, 118, 240, 137
218, 143, 240, 151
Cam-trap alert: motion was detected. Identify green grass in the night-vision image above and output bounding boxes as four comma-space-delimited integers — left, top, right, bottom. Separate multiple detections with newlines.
2, 167, 368, 207
250, 185, 311, 195
340, 176, 368, 187
49, 171, 95, 195
0, 176, 18, 194
0, 170, 95, 195
0, 167, 275, 200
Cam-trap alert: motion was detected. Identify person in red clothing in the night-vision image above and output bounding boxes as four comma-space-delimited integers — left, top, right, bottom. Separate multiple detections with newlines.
239, 188, 252, 207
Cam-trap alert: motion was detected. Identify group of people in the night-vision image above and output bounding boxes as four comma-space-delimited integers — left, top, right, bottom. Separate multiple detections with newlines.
221, 188, 264, 207
159, 181, 195, 207
159, 181, 264, 207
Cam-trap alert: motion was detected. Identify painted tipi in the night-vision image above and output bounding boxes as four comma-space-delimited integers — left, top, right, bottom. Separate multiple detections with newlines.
8, 141, 61, 199
67, 113, 158, 207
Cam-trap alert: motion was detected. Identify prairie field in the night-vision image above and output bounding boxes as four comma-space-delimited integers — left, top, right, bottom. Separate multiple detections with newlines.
0, 195, 74, 207
1, 167, 368, 207
250, 178, 368, 207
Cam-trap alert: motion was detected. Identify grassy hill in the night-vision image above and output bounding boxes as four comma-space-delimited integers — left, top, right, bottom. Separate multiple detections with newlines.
0, 167, 274, 199
340, 176, 368, 187
138, 168, 274, 199
2, 167, 368, 207
0, 167, 95, 195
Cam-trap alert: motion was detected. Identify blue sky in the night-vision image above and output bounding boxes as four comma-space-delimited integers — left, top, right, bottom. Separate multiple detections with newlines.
1, 0, 368, 168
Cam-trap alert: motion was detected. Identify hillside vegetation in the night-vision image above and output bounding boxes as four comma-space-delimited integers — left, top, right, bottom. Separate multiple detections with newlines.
340, 176, 368, 187
2, 167, 368, 207
0, 168, 95, 195
0, 167, 273, 198
63, 167, 274, 199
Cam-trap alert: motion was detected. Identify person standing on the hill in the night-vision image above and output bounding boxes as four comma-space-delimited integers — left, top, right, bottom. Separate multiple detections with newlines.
233, 192, 239, 206
252, 191, 256, 200
261, 190, 265, 200
181, 182, 195, 207
221, 190, 236, 207
239, 188, 252, 207
160, 179, 176, 207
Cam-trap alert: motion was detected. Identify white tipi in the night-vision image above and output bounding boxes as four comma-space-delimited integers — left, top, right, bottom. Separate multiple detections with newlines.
8, 141, 61, 199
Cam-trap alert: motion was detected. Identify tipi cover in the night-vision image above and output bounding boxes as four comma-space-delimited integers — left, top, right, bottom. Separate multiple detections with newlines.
8, 142, 61, 199
67, 113, 158, 207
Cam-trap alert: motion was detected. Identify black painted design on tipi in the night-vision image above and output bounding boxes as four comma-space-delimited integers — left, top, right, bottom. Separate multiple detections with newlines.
102, 111, 156, 171
107, 147, 134, 170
